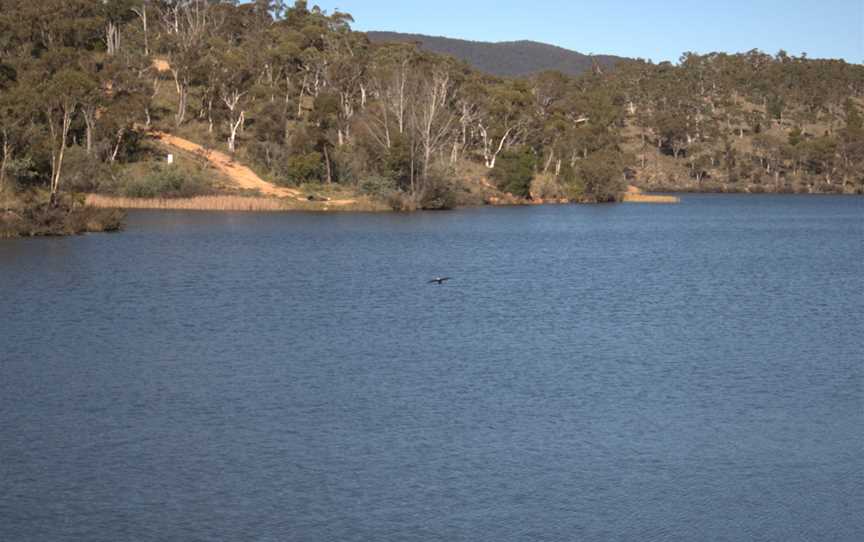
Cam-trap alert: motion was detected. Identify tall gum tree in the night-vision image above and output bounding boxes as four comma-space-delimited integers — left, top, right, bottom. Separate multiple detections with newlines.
476, 80, 531, 169
364, 44, 415, 151
160, 0, 218, 127
410, 59, 457, 185
214, 45, 255, 153
0, 63, 21, 191
42, 69, 95, 205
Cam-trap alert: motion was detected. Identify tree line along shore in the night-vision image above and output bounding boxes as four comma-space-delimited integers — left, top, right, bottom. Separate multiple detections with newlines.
1, 1, 862, 236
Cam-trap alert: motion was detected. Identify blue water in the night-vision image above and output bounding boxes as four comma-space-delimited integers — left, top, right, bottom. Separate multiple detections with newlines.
1, 195, 862, 541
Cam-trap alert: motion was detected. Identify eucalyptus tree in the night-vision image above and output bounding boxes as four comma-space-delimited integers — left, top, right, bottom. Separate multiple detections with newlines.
364, 43, 416, 151
0, 62, 21, 190
41, 68, 98, 205
158, 0, 226, 126
98, 60, 151, 162
838, 99, 864, 189
131, 1, 155, 56
321, 16, 367, 147
475, 79, 531, 169
528, 70, 575, 175
74, 55, 108, 156
214, 42, 256, 152
409, 57, 458, 185
100, 0, 139, 56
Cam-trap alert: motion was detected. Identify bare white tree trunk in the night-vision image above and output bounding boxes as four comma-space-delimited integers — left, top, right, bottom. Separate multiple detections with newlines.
106, 22, 120, 56
222, 90, 246, 152
323, 145, 332, 184
380, 99, 392, 149
207, 97, 214, 134
297, 73, 308, 117
227, 111, 245, 152
111, 128, 125, 162
366, 56, 413, 151
450, 138, 460, 164
48, 105, 74, 205
362, 88, 392, 152
338, 91, 354, 146
172, 70, 188, 127
478, 123, 514, 169
133, 4, 150, 56
417, 70, 453, 181
83, 106, 97, 155
397, 60, 407, 135
543, 148, 555, 173
139, 75, 159, 128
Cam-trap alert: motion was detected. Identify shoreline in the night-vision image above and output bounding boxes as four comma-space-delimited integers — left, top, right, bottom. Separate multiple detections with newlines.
635, 185, 864, 196
82, 191, 863, 214
85, 193, 683, 213
2, 192, 858, 239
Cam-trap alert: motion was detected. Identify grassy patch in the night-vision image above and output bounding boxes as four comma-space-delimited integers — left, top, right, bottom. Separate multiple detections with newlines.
104, 161, 216, 199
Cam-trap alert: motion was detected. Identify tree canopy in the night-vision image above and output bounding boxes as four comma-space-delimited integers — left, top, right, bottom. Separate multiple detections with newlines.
1, 0, 862, 211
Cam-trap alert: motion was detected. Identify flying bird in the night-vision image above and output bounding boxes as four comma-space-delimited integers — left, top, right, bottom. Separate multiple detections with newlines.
428, 277, 451, 285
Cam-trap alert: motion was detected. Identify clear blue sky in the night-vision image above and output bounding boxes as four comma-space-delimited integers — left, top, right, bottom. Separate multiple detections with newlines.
317, 0, 863, 63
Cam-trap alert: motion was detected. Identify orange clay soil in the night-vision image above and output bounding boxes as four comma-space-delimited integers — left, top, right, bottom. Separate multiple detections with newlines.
146, 129, 357, 206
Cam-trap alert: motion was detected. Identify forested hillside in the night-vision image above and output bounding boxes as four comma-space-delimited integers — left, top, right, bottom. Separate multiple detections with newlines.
367, 32, 624, 78
1, 0, 863, 234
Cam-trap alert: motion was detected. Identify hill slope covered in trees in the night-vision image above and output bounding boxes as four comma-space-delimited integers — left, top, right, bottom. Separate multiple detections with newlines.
1, 0, 863, 236
367, 32, 625, 77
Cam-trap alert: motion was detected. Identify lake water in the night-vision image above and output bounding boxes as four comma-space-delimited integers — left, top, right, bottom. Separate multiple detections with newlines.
1, 195, 862, 541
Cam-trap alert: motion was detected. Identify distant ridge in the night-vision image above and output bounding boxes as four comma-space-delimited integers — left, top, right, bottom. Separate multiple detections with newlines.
367, 31, 628, 77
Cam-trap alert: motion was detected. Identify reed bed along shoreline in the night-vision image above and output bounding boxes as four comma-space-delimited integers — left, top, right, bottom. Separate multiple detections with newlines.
621, 193, 681, 204
85, 194, 390, 213
86, 194, 288, 212
86, 192, 681, 213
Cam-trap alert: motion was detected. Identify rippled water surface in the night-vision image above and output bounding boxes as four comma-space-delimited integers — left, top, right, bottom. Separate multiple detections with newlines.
1, 195, 862, 541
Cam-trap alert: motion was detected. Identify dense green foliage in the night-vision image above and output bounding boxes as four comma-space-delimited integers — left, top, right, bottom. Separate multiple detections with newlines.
1, 0, 862, 217
491, 148, 535, 197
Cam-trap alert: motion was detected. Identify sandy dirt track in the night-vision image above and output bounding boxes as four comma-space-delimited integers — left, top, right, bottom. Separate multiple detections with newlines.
149, 131, 304, 198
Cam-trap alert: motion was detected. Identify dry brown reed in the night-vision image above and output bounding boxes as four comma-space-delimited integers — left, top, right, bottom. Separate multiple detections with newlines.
85, 194, 391, 213
621, 193, 681, 204
86, 194, 289, 212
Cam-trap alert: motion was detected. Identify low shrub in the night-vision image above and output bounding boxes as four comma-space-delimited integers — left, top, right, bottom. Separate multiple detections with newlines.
358, 174, 399, 200
277, 152, 323, 186
491, 148, 536, 197
570, 149, 627, 202
113, 163, 213, 199
530, 173, 566, 200
418, 175, 459, 210
61, 147, 116, 193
